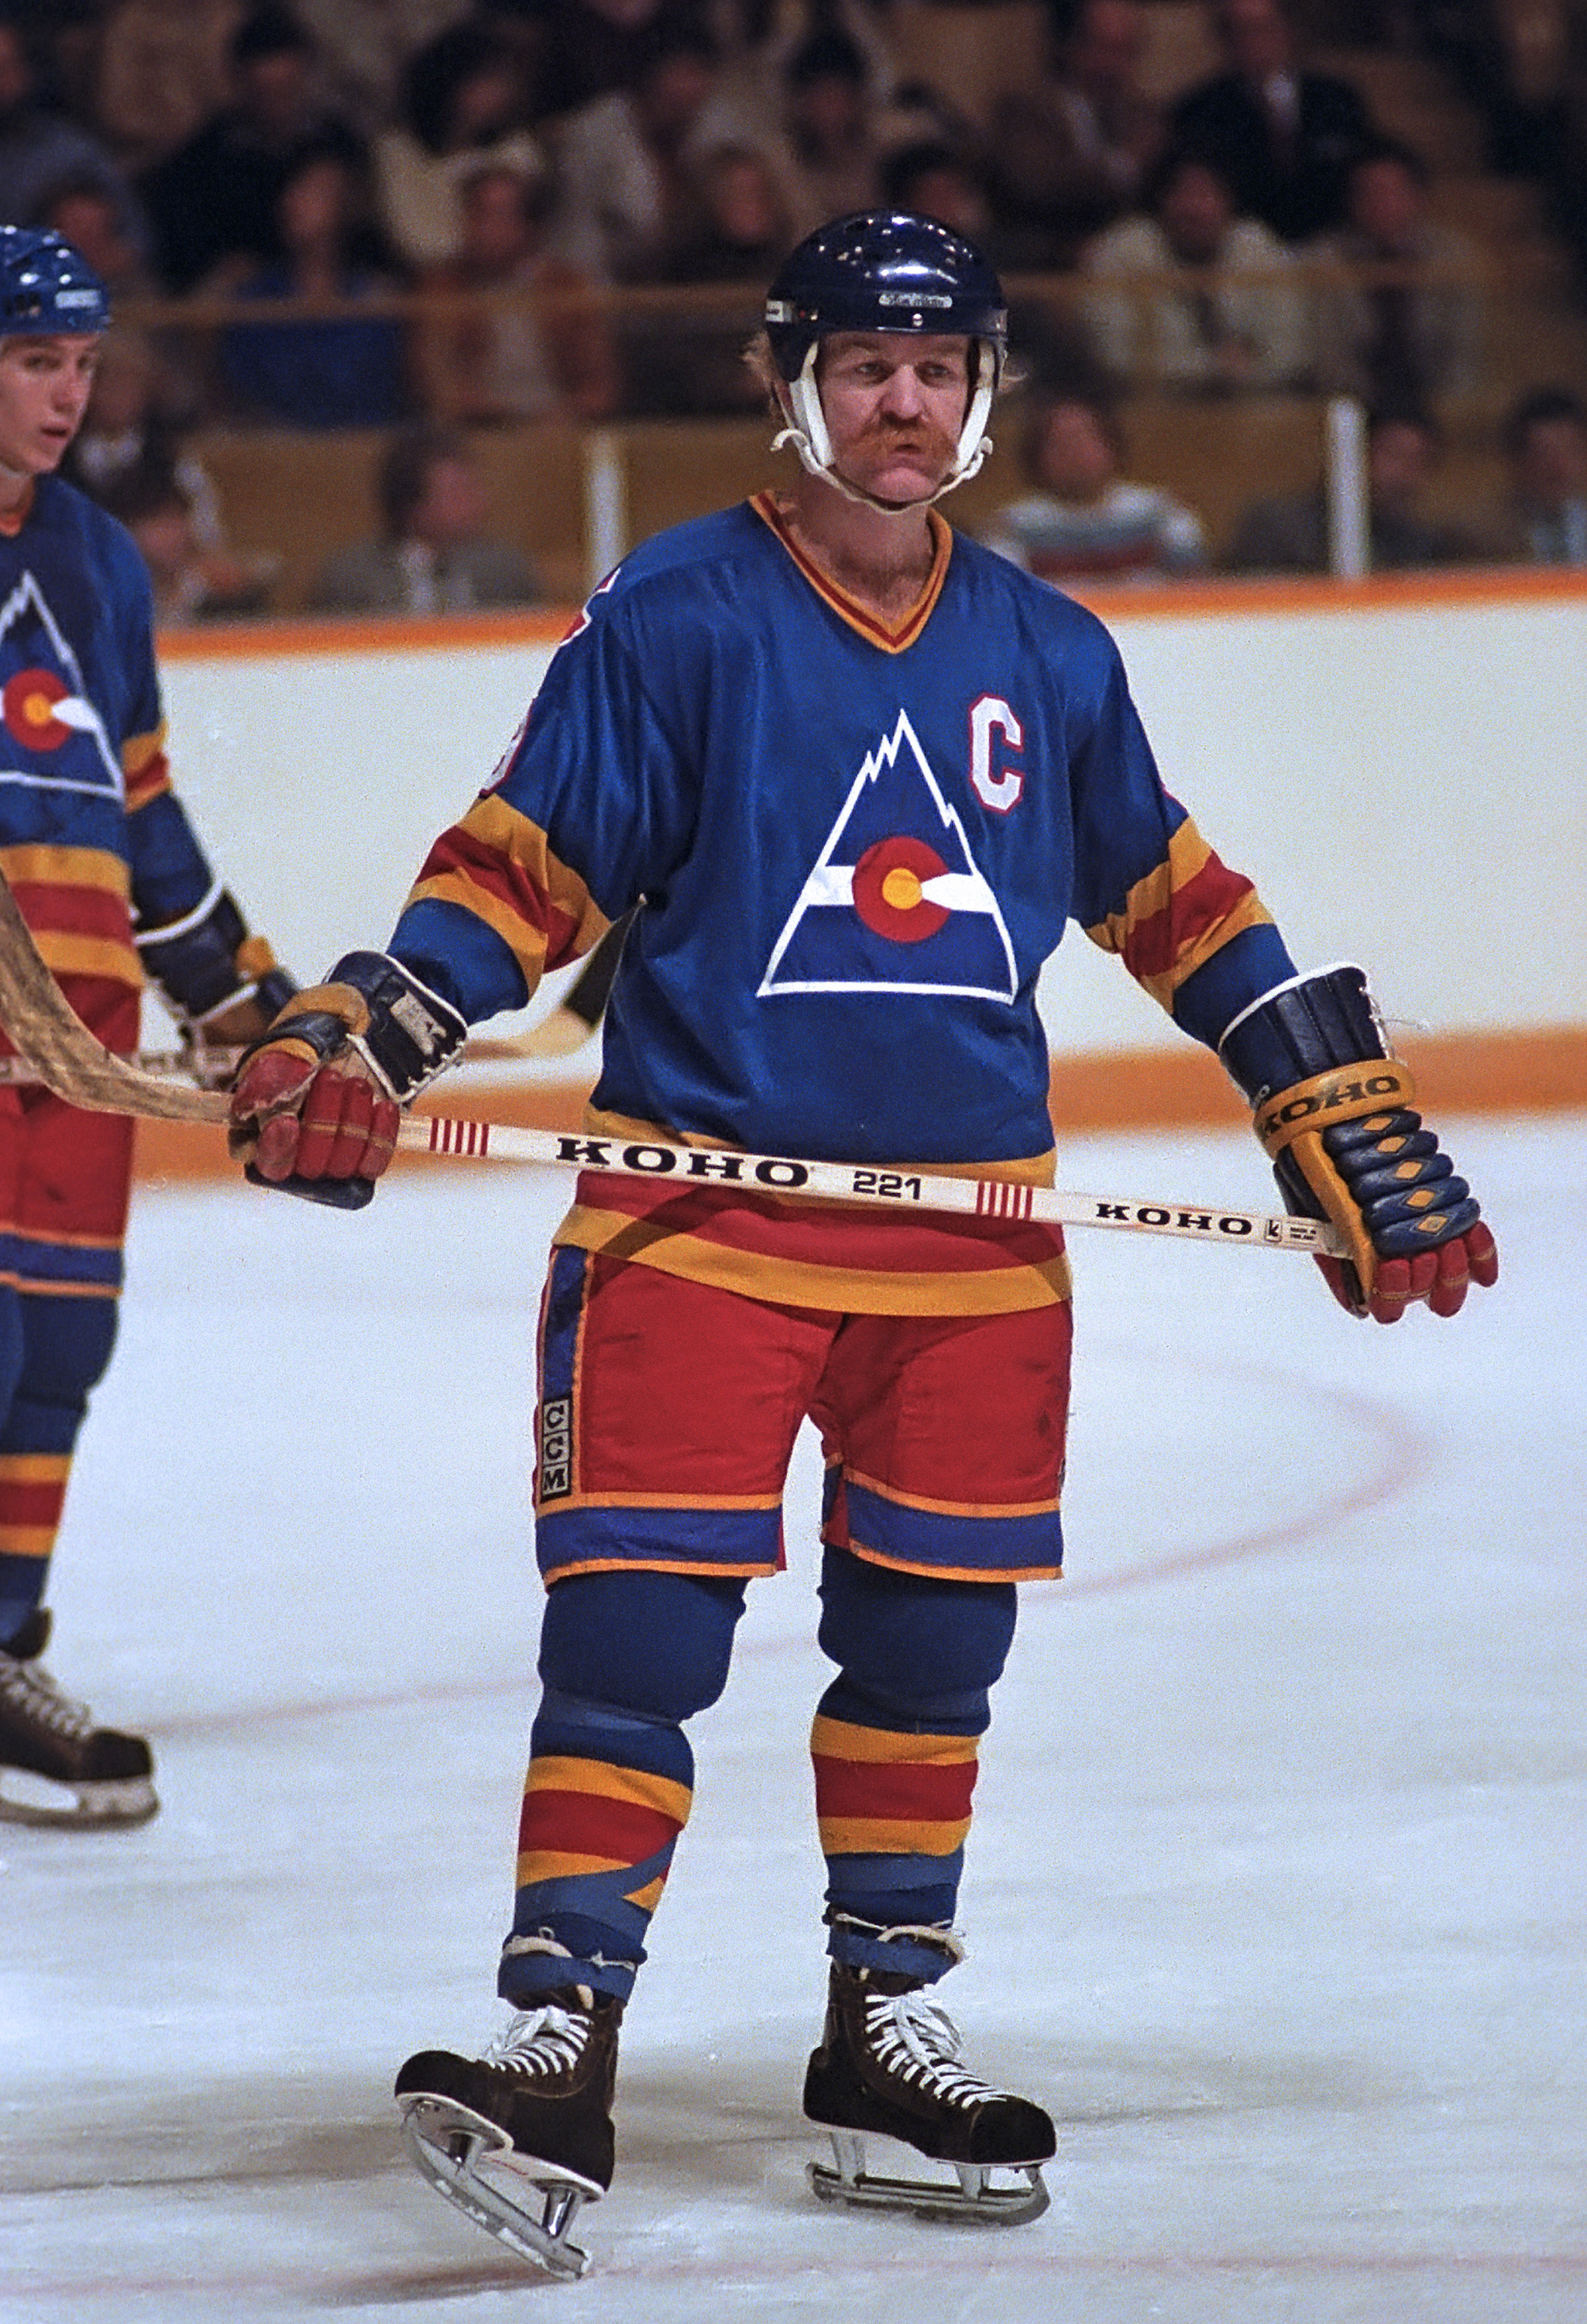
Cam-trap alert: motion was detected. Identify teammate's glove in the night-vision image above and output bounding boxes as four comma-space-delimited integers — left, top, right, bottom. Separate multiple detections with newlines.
135, 885, 296, 1075
228, 952, 466, 1210
1218, 965, 1499, 1323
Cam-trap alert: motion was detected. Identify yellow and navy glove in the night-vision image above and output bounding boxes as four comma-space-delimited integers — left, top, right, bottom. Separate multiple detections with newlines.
135, 884, 296, 1082
227, 953, 466, 1210
1219, 965, 1499, 1323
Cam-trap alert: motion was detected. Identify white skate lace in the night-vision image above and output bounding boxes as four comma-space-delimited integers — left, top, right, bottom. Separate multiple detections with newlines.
865, 1989, 1012, 2111
0, 1654, 94, 1742
483, 2005, 593, 2082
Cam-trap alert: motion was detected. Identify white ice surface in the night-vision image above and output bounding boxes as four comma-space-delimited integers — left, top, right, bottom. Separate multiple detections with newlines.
2, 1116, 1583, 2322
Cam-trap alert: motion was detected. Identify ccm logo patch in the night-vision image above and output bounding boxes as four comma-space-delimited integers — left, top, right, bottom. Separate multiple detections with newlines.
538, 1395, 572, 1501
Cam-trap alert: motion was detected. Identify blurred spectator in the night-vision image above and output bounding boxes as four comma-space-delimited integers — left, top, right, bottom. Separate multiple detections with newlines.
740, 0, 898, 107
40, 178, 208, 422
217, 147, 410, 427
141, 3, 366, 293
1309, 139, 1482, 411
92, 0, 245, 174
0, 13, 150, 255
884, 139, 1098, 385
1489, 386, 1587, 564
981, 390, 1208, 584
521, 0, 682, 125
881, 140, 1022, 273
1170, 0, 1374, 243
36, 177, 157, 301
627, 141, 794, 414
1082, 146, 1305, 393
549, 27, 723, 281
305, 425, 541, 614
62, 329, 217, 521
373, 19, 539, 273
661, 142, 794, 283
291, 1, 476, 138
99, 462, 279, 624
1226, 404, 1480, 572
988, 0, 1166, 266
419, 153, 618, 421
778, 28, 886, 229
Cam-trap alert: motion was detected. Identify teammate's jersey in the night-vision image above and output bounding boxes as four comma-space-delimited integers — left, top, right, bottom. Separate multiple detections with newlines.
390, 493, 1296, 1313
0, 473, 220, 1046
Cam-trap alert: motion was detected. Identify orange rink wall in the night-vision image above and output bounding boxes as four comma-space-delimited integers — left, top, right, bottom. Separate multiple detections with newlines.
136, 566, 1587, 1184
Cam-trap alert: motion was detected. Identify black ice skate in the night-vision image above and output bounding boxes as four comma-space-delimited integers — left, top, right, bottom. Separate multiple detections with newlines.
394, 1990, 622, 2279
0, 1610, 157, 1828
803, 1961, 1054, 2224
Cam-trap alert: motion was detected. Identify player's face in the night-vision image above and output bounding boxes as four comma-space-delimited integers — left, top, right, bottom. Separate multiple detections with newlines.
0, 334, 101, 481
816, 333, 970, 507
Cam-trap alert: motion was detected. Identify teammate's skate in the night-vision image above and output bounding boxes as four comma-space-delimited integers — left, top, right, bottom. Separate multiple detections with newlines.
394, 1982, 621, 2279
0, 1609, 157, 1828
803, 1954, 1053, 2223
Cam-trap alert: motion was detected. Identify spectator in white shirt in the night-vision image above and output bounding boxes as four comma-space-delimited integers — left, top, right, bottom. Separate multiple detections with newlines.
1083, 146, 1306, 392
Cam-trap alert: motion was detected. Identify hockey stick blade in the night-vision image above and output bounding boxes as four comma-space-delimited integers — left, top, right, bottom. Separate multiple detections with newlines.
0, 869, 1345, 1258
0, 1033, 576, 1088
0, 870, 226, 1126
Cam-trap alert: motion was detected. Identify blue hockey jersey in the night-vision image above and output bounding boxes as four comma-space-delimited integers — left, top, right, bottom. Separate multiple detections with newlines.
390, 493, 1295, 1313
0, 473, 228, 1041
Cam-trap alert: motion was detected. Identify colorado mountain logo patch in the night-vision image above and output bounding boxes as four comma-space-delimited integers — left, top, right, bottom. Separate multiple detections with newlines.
0, 572, 122, 796
758, 710, 1017, 1001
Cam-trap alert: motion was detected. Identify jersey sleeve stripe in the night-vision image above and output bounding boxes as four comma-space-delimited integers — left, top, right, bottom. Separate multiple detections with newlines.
1083, 815, 1274, 1007
406, 797, 610, 988
122, 728, 173, 813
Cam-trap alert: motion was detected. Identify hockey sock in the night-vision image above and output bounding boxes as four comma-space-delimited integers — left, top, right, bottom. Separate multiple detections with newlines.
500, 1569, 745, 2006
0, 1293, 117, 1644
812, 1547, 1016, 1982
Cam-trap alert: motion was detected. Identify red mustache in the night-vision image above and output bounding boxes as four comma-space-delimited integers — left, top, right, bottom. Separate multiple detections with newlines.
852, 414, 958, 462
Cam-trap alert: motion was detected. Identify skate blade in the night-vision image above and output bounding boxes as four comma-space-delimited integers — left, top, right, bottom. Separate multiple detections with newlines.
0, 1771, 158, 1829
809, 2130, 1050, 2226
397, 2091, 601, 2280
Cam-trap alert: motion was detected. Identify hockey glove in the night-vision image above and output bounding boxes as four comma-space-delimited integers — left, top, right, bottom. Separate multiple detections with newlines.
136, 885, 296, 1079
228, 952, 466, 1210
1218, 965, 1499, 1323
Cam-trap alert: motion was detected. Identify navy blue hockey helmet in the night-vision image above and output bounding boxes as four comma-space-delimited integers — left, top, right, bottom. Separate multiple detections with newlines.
0, 227, 112, 338
764, 211, 1008, 501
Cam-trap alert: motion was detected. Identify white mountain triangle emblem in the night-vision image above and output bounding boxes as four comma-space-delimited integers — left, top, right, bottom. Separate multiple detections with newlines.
758, 711, 1018, 1001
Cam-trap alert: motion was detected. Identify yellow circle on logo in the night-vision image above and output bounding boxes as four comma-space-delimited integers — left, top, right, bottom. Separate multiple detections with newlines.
881, 865, 923, 911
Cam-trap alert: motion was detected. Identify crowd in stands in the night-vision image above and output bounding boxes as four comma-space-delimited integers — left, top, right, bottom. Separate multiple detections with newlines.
1, 0, 1584, 610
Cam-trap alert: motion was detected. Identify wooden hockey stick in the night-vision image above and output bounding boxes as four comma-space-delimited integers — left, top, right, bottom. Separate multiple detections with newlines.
0, 871, 1345, 1258
0, 1022, 585, 1087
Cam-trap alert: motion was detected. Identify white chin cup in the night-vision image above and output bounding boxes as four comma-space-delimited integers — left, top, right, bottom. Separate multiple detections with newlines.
773, 340, 998, 511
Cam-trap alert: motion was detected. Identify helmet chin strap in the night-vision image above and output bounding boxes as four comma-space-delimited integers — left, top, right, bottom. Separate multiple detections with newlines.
771, 342, 998, 512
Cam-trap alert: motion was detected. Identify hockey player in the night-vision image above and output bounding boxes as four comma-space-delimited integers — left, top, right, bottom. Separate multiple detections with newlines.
228, 213, 1497, 2274
0, 228, 294, 1828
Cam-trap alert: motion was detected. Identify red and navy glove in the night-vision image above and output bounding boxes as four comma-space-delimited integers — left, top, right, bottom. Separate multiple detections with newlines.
1219, 966, 1499, 1323
228, 952, 466, 1209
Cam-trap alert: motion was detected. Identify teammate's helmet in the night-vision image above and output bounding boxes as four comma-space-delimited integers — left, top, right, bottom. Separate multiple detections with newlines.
0, 228, 112, 338
763, 211, 1008, 504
